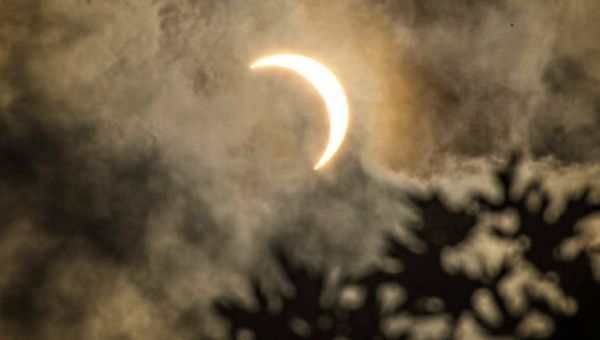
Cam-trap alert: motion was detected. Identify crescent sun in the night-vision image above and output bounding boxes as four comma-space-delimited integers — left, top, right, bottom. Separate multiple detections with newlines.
250, 54, 350, 170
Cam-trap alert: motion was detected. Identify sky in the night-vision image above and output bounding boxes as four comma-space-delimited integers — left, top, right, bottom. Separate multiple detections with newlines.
1, 0, 600, 339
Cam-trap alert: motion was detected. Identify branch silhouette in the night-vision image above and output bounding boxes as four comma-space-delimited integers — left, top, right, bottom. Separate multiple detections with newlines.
214, 154, 600, 339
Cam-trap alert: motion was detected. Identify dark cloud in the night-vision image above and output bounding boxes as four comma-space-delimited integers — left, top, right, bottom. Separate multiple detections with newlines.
355, 0, 599, 173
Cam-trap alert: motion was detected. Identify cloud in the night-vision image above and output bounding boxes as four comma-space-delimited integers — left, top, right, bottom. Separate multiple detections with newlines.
0, 0, 599, 338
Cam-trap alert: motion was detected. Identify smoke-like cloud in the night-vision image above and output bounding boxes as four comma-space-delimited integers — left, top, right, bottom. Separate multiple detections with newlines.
1, 0, 600, 339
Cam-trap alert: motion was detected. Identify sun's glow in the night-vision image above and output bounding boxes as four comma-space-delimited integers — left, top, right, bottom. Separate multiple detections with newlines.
250, 54, 350, 170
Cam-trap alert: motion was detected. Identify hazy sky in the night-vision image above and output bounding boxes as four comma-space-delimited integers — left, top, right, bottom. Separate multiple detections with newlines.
1, 1, 600, 339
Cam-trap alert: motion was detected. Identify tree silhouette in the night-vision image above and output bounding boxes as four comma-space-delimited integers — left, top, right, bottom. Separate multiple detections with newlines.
213, 154, 600, 339
476, 154, 600, 339
214, 244, 397, 340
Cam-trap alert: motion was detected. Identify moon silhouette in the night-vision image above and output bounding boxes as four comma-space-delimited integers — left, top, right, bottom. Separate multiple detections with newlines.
250, 54, 350, 170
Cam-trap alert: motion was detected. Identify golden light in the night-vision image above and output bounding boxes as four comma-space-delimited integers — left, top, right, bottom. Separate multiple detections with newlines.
250, 54, 350, 170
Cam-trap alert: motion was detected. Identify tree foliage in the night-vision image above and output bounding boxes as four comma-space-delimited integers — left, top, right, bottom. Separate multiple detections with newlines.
214, 155, 600, 339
